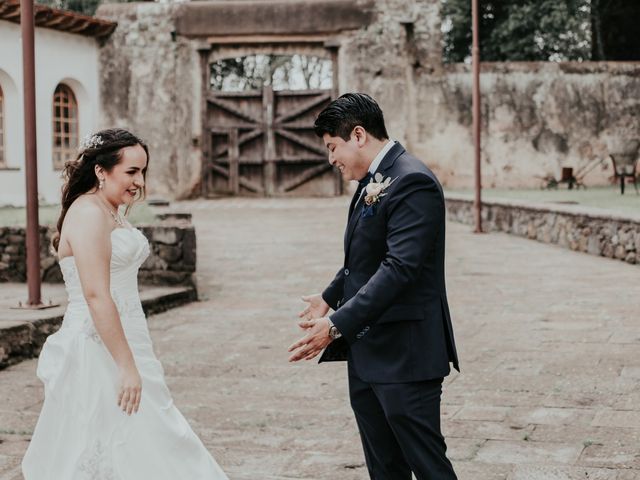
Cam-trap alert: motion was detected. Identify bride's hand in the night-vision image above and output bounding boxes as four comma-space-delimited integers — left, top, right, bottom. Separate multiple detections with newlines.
118, 364, 142, 415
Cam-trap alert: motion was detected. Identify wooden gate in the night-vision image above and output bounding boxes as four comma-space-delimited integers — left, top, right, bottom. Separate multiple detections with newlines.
202, 87, 341, 197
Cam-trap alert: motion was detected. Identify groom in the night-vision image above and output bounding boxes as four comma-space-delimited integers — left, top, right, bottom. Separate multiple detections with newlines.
288, 93, 459, 479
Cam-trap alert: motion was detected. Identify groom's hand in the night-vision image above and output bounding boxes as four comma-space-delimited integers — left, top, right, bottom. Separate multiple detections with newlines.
288, 317, 332, 362
298, 294, 330, 325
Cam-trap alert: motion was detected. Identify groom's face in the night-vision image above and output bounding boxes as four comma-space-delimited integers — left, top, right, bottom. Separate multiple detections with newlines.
323, 131, 369, 182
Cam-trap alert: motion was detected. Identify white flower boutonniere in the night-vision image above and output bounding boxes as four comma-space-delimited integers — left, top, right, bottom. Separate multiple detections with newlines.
364, 173, 396, 206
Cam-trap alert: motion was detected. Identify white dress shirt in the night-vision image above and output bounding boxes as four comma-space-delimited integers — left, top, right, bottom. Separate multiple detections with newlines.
356, 139, 396, 203
369, 139, 396, 176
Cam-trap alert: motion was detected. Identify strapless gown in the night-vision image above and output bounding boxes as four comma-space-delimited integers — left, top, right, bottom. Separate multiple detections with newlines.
22, 227, 228, 480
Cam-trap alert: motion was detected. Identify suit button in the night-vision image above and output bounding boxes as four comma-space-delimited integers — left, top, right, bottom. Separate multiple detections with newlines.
344, 268, 350, 276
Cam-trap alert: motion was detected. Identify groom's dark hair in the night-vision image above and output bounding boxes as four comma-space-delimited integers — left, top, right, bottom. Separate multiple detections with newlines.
314, 93, 389, 141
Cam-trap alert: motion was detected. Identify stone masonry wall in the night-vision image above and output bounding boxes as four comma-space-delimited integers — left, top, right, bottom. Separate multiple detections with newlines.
337, 0, 442, 151
338, 0, 640, 189
421, 62, 640, 189
97, 2, 202, 200
446, 196, 640, 265
0, 224, 196, 285
95, 0, 640, 194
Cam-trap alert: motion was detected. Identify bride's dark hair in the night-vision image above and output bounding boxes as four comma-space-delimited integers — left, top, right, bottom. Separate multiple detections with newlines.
52, 128, 149, 252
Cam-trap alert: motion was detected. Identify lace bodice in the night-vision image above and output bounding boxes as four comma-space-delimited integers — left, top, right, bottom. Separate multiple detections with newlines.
58, 227, 150, 323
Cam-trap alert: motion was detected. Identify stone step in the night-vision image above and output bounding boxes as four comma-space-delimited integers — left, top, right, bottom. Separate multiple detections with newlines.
0, 284, 197, 370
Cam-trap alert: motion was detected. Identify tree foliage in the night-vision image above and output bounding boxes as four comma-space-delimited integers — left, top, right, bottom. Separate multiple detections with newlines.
590, 0, 640, 60
38, 0, 136, 16
210, 55, 332, 92
442, 0, 592, 62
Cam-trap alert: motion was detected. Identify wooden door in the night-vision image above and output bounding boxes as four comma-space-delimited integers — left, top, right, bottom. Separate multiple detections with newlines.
202, 86, 341, 196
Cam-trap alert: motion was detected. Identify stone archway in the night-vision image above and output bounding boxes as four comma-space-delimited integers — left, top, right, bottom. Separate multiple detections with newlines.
173, 0, 374, 197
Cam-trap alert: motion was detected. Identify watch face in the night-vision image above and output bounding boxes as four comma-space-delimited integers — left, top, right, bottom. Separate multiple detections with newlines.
330, 326, 339, 339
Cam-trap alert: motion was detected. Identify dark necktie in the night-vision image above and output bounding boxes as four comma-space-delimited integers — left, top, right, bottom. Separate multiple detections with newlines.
349, 172, 374, 217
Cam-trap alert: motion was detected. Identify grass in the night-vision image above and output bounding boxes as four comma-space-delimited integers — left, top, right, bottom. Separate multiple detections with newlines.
0, 202, 157, 227
447, 186, 640, 216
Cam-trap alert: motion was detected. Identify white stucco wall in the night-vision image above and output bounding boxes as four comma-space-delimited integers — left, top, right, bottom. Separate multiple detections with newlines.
0, 21, 100, 207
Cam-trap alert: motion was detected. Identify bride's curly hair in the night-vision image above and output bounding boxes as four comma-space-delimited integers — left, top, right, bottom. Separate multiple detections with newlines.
52, 128, 149, 252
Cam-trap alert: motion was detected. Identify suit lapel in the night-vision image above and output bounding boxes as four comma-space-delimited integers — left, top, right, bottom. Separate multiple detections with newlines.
347, 186, 362, 219
343, 143, 406, 254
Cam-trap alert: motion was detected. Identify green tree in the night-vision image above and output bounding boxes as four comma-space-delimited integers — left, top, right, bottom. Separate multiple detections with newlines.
591, 0, 640, 60
38, 0, 137, 16
442, 0, 591, 62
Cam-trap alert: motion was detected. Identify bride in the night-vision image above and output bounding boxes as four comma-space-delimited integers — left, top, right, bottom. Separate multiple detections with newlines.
22, 128, 228, 479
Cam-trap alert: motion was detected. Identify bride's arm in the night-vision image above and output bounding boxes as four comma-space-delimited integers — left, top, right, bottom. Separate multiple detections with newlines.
65, 201, 142, 415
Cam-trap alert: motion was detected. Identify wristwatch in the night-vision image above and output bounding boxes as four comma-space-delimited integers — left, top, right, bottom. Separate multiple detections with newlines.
327, 318, 342, 340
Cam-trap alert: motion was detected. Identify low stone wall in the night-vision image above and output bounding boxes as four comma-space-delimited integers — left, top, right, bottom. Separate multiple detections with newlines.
0, 221, 196, 285
446, 195, 640, 265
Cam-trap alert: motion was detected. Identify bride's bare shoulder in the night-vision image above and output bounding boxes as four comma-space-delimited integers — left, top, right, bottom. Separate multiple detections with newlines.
66, 195, 100, 215
63, 195, 108, 232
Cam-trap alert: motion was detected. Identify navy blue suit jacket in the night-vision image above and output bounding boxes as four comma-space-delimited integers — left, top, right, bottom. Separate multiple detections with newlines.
320, 143, 459, 383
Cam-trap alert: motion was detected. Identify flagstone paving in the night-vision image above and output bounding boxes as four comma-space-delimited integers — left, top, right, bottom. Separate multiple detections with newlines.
1, 197, 639, 479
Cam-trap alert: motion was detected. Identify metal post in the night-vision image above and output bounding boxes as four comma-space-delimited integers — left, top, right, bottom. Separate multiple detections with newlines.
21, 0, 42, 306
472, 0, 483, 233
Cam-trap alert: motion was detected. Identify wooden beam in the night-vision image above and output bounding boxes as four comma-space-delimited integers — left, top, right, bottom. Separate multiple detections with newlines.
210, 163, 264, 193
211, 90, 262, 99
2, 3, 20, 19
279, 163, 332, 192
0, 2, 17, 15
228, 129, 240, 195
211, 157, 264, 165
275, 89, 330, 96
275, 128, 326, 156
210, 123, 258, 132
41, 13, 76, 27
0, 1, 116, 38
207, 95, 261, 124
212, 128, 263, 158
212, 155, 325, 164
263, 85, 277, 196
276, 120, 319, 130
199, 48, 211, 197
278, 154, 326, 163
33, 8, 52, 23
66, 19, 93, 33
275, 92, 331, 123
206, 34, 329, 45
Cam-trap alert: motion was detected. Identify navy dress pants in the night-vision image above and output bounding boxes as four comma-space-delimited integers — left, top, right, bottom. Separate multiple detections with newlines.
348, 368, 458, 480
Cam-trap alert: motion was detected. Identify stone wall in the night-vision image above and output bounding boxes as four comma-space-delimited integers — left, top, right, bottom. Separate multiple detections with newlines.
419, 62, 640, 189
97, 2, 202, 200
95, 0, 640, 194
337, 0, 443, 153
446, 195, 640, 265
336, 1, 640, 189
0, 224, 196, 285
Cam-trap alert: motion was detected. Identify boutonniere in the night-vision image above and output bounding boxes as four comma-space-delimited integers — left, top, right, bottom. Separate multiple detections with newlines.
362, 173, 397, 217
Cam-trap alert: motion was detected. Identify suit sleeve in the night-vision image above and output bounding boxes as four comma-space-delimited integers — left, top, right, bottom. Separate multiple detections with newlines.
330, 173, 444, 344
322, 268, 345, 310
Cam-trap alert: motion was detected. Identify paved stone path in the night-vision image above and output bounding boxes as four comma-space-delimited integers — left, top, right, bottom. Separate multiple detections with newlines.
1, 197, 639, 479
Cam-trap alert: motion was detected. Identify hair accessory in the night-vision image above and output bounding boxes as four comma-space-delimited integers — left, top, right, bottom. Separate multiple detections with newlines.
79, 134, 104, 151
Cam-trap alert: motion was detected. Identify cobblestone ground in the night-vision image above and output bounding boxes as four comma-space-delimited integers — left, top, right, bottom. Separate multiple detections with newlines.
1, 197, 639, 480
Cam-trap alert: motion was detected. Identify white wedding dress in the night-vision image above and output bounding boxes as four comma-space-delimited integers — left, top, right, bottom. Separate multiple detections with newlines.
22, 227, 228, 480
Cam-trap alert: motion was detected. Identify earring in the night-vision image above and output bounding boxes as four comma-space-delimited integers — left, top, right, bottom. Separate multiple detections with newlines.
99, 178, 105, 189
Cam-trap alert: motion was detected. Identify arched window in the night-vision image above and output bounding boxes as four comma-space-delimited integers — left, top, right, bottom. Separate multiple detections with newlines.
0, 84, 5, 168
52, 84, 78, 169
